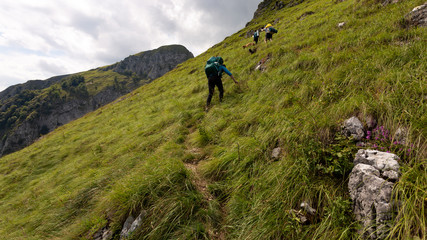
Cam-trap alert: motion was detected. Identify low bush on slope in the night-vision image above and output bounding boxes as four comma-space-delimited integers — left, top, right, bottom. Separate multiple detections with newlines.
0, 0, 425, 239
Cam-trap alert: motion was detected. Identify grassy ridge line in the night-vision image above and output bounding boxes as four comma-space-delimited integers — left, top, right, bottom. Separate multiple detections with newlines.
0, 0, 426, 239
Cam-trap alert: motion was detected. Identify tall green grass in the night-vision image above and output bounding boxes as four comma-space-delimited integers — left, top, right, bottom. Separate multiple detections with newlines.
0, 0, 425, 239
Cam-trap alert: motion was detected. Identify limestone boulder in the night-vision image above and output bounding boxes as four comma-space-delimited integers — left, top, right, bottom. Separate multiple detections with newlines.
342, 116, 365, 141
349, 149, 401, 239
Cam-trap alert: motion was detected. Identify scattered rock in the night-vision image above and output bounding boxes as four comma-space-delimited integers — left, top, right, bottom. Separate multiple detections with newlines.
349, 149, 400, 239
287, 209, 308, 224
120, 215, 135, 238
271, 147, 282, 160
255, 54, 272, 72
300, 202, 317, 215
120, 211, 146, 239
286, 0, 305, 8
394, 127, 408, 145
404, 3, 427, 27
342, 116, 365, 141
277, 1, 286, 9
93, 227, 113, 240
366, 115, 377, 130
337, 22, 346, 28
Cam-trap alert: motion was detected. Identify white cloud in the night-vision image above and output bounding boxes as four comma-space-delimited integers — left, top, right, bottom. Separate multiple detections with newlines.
0, 0, 261, 91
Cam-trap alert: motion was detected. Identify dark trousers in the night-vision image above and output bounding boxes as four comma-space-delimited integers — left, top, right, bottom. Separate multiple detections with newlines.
206, 75, 223, 106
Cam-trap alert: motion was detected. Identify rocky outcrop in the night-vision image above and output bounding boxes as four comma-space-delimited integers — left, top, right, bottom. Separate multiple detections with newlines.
349, 149, 400, 239
251, 0, 304, 22
120, 211, 146, 239
105, 45, 194, 80
92, 211, 146, 240
342, 116, 365, 141
404, 3, 427, 27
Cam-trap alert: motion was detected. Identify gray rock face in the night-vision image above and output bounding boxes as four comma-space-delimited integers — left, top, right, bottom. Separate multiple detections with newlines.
342, 116, 365, 141
93, 227, 113, 240
405, 3, 427, 27
349, 149, 400, 239
120, 211, 146, 239
354, 149, 400, 180
106, 45, 194, 80
251, 0, 304, 20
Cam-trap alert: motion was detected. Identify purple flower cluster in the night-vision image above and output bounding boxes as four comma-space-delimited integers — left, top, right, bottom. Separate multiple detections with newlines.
365, 126, 414, 160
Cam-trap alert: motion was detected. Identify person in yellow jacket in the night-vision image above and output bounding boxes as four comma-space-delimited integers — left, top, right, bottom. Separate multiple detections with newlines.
262, 23, 278, 44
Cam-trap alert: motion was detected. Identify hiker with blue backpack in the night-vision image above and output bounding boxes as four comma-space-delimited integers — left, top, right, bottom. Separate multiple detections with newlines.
253, 29, 260, 44
204, 56, 238, 111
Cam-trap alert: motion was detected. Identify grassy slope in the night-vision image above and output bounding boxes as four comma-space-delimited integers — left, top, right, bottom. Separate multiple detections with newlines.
0, 0, 426, 239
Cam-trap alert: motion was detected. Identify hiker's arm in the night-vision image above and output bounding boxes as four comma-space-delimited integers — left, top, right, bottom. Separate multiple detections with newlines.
221, 66, 238, 84
230, 75, 238, 84
221, 65, 232, 76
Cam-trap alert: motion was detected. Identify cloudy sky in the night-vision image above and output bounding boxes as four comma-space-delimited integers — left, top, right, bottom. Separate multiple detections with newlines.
0, 0, 261, 91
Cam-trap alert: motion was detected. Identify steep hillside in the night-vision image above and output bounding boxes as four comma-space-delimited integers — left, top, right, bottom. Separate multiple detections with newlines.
0, 0, 425, 239
0, 45, 193, 157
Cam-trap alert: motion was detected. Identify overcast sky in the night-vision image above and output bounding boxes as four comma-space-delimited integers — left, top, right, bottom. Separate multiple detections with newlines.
0, 0, 261, 91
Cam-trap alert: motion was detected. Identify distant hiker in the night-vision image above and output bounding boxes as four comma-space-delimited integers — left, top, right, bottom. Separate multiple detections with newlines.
262, 23, 278, 44
253, 29, 260, 44
204, 56, 238, 111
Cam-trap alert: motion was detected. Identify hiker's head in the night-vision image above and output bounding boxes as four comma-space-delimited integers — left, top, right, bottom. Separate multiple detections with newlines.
217, 57, 224, 65
265, 23, 272, 28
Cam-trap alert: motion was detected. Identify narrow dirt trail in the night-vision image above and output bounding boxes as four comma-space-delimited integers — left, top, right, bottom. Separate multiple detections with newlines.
184, 161, 213, 202
183, 132, 226, 240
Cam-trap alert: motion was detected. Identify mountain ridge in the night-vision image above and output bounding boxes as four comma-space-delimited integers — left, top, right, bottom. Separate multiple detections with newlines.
0, 44, 193, 157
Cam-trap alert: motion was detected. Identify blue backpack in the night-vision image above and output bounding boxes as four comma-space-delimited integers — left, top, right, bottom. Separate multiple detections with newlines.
268, 27, 278, 33
205, 56, 224, 77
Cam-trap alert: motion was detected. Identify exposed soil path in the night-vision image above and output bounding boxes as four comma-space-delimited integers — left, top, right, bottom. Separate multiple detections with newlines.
184, 161, 213, 202
183, 131, 226, 240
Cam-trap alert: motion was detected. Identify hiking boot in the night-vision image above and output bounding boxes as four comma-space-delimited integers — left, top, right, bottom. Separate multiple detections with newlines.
204, 106, 210, 112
